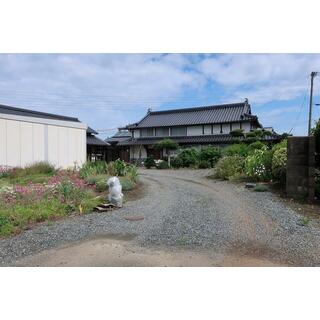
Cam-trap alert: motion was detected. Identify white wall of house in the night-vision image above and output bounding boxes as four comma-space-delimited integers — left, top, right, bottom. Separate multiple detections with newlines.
203, 125, 211, 135
133, 129, 140, 138
187, 125, 203, 136
231, 122, 240, 131
0, 113, 87, 169
212, 124, 221, 134
221, 123, 231, 134
130, 145, 147, 160
241, 122, 251, 132
131, 121, 254, 138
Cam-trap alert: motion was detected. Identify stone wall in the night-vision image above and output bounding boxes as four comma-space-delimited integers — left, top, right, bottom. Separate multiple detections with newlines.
286, 136, 315, 200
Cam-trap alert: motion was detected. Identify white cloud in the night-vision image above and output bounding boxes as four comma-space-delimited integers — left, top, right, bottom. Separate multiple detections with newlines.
197, 54, 320, 104
0, 54, 204, 135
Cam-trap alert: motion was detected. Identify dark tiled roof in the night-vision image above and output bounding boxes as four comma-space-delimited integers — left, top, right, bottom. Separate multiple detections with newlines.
125, 101, 259, 128
87, 126, 98, 134
118, 134, 281, 146
87, 135, 110, 146
105, 130, 132, 144
0, 103, 80, 123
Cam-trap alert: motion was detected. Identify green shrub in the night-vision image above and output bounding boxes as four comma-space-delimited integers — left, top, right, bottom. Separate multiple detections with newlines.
272, 139, 287, 153
95, 180, 107, 192
245, 132, 257, 138
144, 156, 156, 169
230, 129, 244, 137
253, 129, 264, 137
7, 162, 56, 179
119, 177, 135, 191
214, 155, 246, 180
126, 165, 138, 183
198, 160, 211, 169
84, 174, 109, 185
155, 138, 179, 150
272, 147, 287, 184
245, 136, 258, 143
80, 161, 107, 178
178, 148, 199, 167
24, 162, 56, 175
112, 159, 127, 176
199, 146, 222, 167
157, 161, 169, 169
223, 144, 250, 157
248, 141, 266, 152
262, 130, 272, 136
245, 147, 272, 181
171, 157, 183, 169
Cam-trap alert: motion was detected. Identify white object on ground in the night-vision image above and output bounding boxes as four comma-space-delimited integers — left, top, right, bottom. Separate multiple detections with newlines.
107, 177, 123, 207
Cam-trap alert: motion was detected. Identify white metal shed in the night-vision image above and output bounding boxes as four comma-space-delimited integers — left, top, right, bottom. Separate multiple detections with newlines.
0, 104, 87, 169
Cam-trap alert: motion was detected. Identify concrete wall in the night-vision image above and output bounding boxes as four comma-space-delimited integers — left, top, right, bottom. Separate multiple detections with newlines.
0, 114, 87, 169
286, 136, 315, 200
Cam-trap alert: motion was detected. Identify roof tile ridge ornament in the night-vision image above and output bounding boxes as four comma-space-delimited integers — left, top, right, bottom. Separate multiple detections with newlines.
244, 98, 252, 114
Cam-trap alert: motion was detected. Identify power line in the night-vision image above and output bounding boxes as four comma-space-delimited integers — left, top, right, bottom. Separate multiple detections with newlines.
288, 92, 307, 134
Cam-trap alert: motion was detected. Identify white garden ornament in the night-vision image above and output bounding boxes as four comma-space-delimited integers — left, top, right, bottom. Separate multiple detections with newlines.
107, 177, 123, 207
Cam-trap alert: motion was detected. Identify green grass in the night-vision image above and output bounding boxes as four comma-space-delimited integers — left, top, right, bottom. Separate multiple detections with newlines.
0, 192, 103, 237
0, 160, 139, 238
298, 217, 310, 226
253, 184, 269, 192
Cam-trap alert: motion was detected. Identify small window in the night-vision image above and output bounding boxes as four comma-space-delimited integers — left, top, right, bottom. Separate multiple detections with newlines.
140, 128, 154, 137
170, 126, 187, 136
155, 127, 169, 137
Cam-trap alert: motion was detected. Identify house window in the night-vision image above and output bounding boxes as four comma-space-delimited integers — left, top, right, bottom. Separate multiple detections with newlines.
170, 126, 187, 136
140, 128, 154, 137
155, 127, 169, 137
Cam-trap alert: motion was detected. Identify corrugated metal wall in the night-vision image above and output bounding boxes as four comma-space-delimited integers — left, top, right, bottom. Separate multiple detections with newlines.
0, 118, 86, 169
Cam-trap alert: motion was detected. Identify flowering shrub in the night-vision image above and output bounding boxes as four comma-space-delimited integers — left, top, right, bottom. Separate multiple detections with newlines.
0, 166, 13, 178
0, 158, 141, 237
245, 147, 272, 181
214, 155, 246, 180
272, 147, 287, 184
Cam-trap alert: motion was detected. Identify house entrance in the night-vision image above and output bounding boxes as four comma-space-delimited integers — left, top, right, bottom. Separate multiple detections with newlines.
147, 147, 162, 159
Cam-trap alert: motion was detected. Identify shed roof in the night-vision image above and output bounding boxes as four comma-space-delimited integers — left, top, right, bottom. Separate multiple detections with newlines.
0, 103, 80, 123
125, 101, 260, 129
0, 103, 99, 134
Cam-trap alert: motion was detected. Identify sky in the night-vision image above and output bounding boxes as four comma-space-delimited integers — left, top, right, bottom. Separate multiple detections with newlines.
0, 53, 320, 138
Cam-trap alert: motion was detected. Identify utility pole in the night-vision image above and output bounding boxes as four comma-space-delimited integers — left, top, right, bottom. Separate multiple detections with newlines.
308, 71, 318, 135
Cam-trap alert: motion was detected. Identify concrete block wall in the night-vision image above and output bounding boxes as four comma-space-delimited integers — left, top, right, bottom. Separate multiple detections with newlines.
286, 136, 315, 200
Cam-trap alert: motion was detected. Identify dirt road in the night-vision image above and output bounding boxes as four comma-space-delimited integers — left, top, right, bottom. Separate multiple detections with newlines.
3, 169, 320, 266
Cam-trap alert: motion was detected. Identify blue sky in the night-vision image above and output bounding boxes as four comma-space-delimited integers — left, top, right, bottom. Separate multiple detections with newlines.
0, 53, 320, 138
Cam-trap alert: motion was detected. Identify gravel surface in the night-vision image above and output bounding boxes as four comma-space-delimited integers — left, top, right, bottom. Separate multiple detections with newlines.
1, 169, 320, 266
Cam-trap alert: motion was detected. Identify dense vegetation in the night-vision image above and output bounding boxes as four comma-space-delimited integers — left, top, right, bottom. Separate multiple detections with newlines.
214, 140, 287, 183
143, 138, 287, 185
0, 160, 138, 237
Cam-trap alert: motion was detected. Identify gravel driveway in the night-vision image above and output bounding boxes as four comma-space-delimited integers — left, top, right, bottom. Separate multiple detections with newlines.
1, 169, 320, 266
